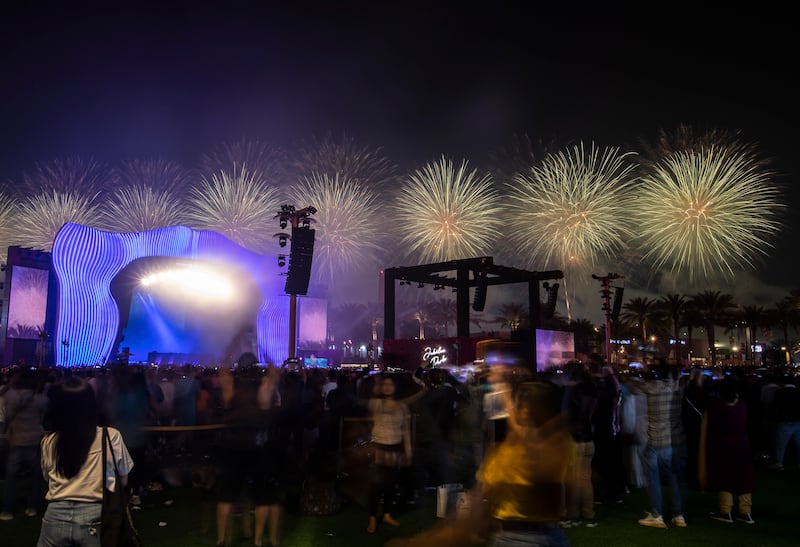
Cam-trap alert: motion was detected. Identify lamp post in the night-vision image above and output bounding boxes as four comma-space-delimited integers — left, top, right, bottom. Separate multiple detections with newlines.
592, 273, 623, 366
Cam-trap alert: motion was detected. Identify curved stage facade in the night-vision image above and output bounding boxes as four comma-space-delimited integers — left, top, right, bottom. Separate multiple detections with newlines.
51, 222, 289, 367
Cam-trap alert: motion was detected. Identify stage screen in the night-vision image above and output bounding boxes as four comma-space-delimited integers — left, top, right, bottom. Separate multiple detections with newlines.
297, 297, 327, 351
7, 266, 49, 339
535, 329, 575, 371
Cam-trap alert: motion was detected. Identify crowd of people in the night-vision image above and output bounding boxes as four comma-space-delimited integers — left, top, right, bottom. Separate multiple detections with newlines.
0, 353, 798, 546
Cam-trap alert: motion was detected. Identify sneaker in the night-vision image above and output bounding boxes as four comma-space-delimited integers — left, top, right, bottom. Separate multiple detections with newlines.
638, 512, 667, 528
584, 521, 599, 528
671, 515, 687, 527
736, 513, 755, 524
0, 512, 13, 521
24, 508, 37, 517
767, 463, 784, 471
709, 511, 733, 523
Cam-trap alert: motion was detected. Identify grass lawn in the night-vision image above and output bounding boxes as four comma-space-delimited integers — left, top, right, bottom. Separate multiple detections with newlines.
1, 466, 798, 546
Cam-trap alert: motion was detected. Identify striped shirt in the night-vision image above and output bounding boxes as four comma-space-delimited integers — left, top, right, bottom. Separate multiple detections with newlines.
631, 377, 686, 448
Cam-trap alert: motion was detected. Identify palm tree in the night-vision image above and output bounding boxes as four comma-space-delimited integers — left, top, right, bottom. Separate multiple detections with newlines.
365, 301, 384, 347
691, 290, 735, 368
657, 293, 686, 362
425, 297, 456, 337
491, 302, 529, 332
680, 301, 704, 364
410, 307, 429, 340
569, 317, 598, 356
620, 296, 657, 351
767, 297, 800, 366
740, 304, 765, 366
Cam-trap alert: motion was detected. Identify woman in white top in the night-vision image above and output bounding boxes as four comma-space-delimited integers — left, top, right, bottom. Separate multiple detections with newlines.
364, 374, 414, 534
37, 377, 134, 547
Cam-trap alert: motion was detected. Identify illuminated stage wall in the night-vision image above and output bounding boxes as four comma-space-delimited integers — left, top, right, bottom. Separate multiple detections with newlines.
52, 222, 290, 367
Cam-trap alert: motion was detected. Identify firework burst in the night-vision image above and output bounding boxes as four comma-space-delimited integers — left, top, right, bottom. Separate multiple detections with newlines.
15, 191, 104, 251
116, 158, 196, 195
633, 145, 783, 284
393, 156, 503, 263
100, 184, 190, 233
506, 142, 638, 274
287, 172, 385, 283
289, 132, 399, 189
200, 139, 289, 187
19, 156, 117, 199
185, 166, 283, 253
0, 192, 19, 265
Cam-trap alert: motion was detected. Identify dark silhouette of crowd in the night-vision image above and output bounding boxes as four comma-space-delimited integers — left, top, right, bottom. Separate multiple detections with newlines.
1, 356, 799, 543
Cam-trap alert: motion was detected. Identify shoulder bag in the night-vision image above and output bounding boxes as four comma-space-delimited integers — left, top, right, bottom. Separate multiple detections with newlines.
101, 427, 143, 547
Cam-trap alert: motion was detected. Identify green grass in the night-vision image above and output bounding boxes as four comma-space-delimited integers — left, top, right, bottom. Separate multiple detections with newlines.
2, 466, 799, 546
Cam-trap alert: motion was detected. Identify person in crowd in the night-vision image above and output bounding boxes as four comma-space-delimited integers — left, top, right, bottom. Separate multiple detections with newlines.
561, 361, 598, 528
700, 376, 757, 524
618, 371, 648, 492
173, 364, 201, 452
1, 368, 49, 520
363, 374, 414, 534
767, 379, 800, 471
109, 365, 153, 506
682, 369, 708, 490
36, 377, 134, 546
410, 368, 460, 499
628, 359, 688, 529
385, 374, 576, 547
591, 362, 625, 505
215, 359, 284, 547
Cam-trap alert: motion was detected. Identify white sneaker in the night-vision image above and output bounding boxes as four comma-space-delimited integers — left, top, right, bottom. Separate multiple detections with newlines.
24, 508, 37, 517
0, 512, 13, 521
671, 515, 687, 527
638, 512, 667, 528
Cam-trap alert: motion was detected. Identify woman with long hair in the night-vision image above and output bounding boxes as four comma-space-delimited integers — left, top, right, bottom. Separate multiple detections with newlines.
37, 377, 134, 546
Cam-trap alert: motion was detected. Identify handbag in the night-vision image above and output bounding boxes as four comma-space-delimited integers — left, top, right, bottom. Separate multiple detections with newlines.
101, 427, 142, 547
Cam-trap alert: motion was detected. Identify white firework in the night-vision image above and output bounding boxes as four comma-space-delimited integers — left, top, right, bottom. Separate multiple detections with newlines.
200, 139, 288, 187
185, 165, 283, 253
0, 191, 19, 265
100, 184, 190, 233
392, 156, 503, 263
20, 156, 117, 198
633, 145, 783, 284
15, 190, 104, 251
506, 142, 638, 273
289, 133, 399, 189
287, 172, 385, 283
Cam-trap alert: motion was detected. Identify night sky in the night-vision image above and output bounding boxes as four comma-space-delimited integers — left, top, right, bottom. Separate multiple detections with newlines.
1, 2, 797, 295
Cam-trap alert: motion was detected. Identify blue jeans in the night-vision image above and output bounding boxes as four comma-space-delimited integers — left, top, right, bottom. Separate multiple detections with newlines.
642, 444, 684, 518
2, 444, 42, 514
774, 422, 800, 466
37, 500, 102, 547
491, 528, 571, 547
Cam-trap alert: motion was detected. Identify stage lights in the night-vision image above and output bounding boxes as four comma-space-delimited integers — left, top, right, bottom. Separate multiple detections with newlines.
278, 255, 286, 267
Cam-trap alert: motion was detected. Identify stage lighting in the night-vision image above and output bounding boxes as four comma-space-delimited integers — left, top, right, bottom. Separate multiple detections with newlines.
279, 236, 287, 247
280, 219, 287, 229
278, 255, 286, 267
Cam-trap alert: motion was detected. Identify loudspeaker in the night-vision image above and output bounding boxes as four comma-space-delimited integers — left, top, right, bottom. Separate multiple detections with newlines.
284, 226, 315, 295
542, 283, 559, 319
472, 274, 487, 312
611, 286, 624, 322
